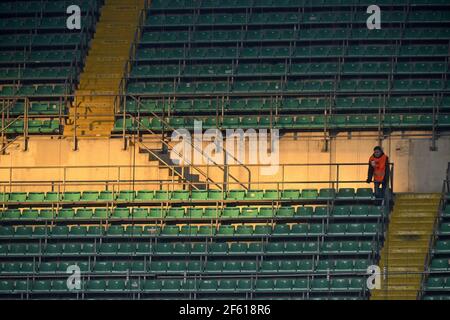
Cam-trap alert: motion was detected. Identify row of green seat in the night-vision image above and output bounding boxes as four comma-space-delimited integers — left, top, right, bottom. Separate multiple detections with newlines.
0, 222, 381, 238
0, 205, 384, 220
0, 68, 74, 80
0, 85, 67, 97
150, 0, 450, 9
0, 34, 87, 48
140, 28, 450, 43
0, 241, 375, 256
7, 102, 62, 116
0, 277, 367, 293
0, 50, 81, 64
0, 259, 371, 274
146, 11, 450, 26
114, 114, 450, 132
0, 17, 94, 31
0, 188, 374, 203
123, 96, 450, 113
426, 277, 450, 290
2, 120, 60, 134
0, 0, 99, 13
129, 62, 448, 78
135, 45, 449, 61
127, 79, 450, 94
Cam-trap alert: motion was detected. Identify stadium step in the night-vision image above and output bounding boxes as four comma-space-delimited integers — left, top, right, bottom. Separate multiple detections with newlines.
370, 193, 440, 300
64, 0, 146, 138
138, 145, 207, 190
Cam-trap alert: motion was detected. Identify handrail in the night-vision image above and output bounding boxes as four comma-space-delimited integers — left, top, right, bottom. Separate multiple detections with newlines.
128, 96, 252, 190
116, 0, 150, 114
129, 115, 223, 190
134, 140, 202, 191
417, 179, 448, 299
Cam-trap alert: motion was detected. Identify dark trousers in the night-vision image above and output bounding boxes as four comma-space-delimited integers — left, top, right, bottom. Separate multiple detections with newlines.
374, 181, 386, 199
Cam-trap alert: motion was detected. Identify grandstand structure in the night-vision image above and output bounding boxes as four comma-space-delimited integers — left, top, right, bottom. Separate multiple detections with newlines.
0, 0, 450, 300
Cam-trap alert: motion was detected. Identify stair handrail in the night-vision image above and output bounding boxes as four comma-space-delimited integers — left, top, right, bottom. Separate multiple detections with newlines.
127, 95, 251, 190
124, 113, 223, 190
133, 139, 202, 191
116, 0, 150, 114
417, 180, 447, 299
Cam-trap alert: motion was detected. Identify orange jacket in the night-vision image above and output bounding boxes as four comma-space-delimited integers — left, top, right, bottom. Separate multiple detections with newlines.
368, 153, 389, 183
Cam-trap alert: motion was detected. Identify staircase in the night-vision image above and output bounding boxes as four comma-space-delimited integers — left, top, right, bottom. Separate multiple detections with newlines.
371, 193, 440, 300
64, 0, 146, 138
138, 144, 208, 190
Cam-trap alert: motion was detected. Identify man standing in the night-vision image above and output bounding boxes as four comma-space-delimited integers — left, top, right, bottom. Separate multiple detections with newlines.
366, 146, 390, 199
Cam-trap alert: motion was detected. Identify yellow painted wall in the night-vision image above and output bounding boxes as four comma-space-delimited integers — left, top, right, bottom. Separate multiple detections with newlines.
1, 133, 449, 193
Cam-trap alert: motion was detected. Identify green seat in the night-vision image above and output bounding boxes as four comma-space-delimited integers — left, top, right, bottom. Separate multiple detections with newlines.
99, 191, 115, 201
80, 191, 99, 201
228, 190, 245, 200
276, 207, 295, 217
241, 207, 258, 217
166, 208, 185, 219
149, 208, 165, 218
273, 224, 291, 235
33, 280, 52, 292
132, 208, 148, 219
356, 188, 374, 199
162, 225, 179, 236
99, 243, 119, 254
318, 188, 335, 199
87, 280, 106, 292
57, 209, 75, 219
222, 207, 240, 218
301, 189, 318, 199
191, 190, 208, 200
198, 225, 216, 236
70, 226, 87, 237
203, 208, 221, 218
135, 190, 154, 201
0, 226, 15, 237
26, 192, 45, 202
337, 188, 355, 199
236, 225, 253, 235
281, 189, 300, 199
76, 209, 93, 219
351, 205, 370, 217
94, 261, 113, 273
62, 192, 81, 202
38, 209, 56, 220
21, 209, 39, 220
45, 192, 62, 202
93, 209, 110, 219
3, 209, 20, 219
256, 279, 274, 291
263, 190, 280, 199
172, 190, 189, 201
117, 190, 135, 201
186, 207, 203, 218
259, 207, 274, 217
291, 224, 308, 235
9, 192, 27, 202
295, 207, 313, 217
330, 204, 350, 216
209, 242, 228, 254
199, 280, 218, 291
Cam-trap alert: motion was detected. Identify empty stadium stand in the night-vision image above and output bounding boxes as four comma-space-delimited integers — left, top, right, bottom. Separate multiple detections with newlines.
0, 161, 391, 299
0, 0, 102, 141
117, 0, 450, 135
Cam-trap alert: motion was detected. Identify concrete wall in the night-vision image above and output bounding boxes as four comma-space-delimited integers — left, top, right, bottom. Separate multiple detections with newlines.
0, 133, 449, 193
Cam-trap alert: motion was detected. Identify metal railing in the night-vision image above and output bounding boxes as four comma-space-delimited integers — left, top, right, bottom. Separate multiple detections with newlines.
418, 162, 450, 299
